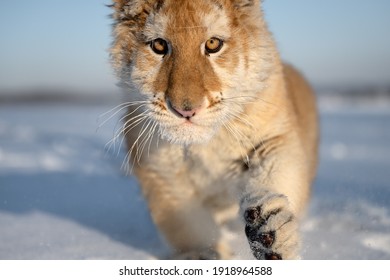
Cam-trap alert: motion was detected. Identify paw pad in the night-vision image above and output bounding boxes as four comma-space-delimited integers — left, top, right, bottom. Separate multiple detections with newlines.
242, 194, 299, 260
244, 206, 264, 225
259, 232, 275, 248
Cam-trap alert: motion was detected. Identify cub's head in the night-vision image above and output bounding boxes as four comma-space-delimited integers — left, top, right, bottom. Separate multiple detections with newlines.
111, 0, 276, 146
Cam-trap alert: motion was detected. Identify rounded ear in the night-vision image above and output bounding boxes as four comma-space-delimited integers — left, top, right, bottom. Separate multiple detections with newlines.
231, 0, 263, 22
232, 0, 260, 9
111, 0, 163, 21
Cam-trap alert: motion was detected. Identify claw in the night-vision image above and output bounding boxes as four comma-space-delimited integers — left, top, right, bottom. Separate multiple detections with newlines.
244, 201, 296, 260
245, 224, 258, 241
259, 232, 275, 248
265, 252, 282, 260
244, 207, 260, 224
244, 206, 265, 225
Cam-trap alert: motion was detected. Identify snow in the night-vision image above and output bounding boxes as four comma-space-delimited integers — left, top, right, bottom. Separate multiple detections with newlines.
0, 102, 389, 260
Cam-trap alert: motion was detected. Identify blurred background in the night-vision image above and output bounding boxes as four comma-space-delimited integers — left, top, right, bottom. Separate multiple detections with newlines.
0, 0, 389, 259
1, 0, 389, 98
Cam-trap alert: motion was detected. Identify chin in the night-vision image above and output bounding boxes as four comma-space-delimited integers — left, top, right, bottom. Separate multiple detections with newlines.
159, 122, 217, 146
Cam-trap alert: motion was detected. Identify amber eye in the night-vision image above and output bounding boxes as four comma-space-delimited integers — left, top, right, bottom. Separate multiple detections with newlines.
150, 38, 168, 56
205, 37, 224, 54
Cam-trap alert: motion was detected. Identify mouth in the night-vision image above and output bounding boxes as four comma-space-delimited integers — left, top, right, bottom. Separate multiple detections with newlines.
181, 118, 197, 126
158, 118, 216, 146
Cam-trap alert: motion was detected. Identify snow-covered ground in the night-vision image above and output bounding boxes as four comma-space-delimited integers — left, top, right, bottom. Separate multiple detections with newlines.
0, 101, 389, 260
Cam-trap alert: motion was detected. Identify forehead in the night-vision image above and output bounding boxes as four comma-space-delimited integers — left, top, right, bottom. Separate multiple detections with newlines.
143, 0, 231, 41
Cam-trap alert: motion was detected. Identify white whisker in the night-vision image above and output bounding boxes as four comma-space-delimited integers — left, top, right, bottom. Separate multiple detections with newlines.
109, 103, 151, 138
126, 118, 152, 164
223, 121, 249, 163
117, 115, 150, 157
228, 108, 255, 129
147, 121, 159, 157
104, 110, 152, 161
97, 101, 150, 131
135, 119, 155, 163
222, 95, 275, 107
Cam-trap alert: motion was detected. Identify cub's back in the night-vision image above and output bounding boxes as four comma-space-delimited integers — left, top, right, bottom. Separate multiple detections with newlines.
284, 64, 318, 179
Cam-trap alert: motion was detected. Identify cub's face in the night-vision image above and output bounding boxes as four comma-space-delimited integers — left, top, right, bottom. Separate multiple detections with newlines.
111, 0, 274, 145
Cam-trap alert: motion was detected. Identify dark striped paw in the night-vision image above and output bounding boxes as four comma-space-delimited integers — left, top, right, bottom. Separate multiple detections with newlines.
243, 194, 299, 260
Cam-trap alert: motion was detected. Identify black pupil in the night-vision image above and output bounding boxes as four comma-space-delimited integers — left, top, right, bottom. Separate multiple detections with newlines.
206, 38, 222, 53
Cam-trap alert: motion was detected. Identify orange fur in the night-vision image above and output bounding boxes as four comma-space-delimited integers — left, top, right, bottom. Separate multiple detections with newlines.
110, 0, 318, 260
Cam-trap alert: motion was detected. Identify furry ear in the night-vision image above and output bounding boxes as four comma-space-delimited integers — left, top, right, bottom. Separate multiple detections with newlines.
232, 0, 259, 9
230, 0, 263, 23
231, 0, 262, 18
111, 0, 163, 21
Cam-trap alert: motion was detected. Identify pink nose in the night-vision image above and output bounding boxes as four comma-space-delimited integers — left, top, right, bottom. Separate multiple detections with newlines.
167, 99, 201, 119
172, 106, 197, 118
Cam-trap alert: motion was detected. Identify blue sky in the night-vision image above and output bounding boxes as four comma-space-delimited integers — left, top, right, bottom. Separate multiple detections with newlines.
0, 0, 389, 93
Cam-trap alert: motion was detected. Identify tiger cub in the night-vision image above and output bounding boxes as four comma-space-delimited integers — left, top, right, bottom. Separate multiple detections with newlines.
110, 0, 318, 259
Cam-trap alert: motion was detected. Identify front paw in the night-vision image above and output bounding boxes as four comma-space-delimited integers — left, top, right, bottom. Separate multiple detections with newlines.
243, 194, 299, 260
